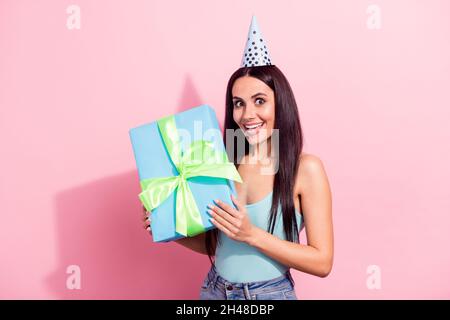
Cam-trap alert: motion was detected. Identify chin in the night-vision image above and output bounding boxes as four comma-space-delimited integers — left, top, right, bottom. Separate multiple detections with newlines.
246, 134, 271, 145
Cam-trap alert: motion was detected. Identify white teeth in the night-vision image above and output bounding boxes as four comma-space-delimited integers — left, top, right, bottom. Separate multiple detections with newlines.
244, 123, 263, 129
243, 122, 264, 136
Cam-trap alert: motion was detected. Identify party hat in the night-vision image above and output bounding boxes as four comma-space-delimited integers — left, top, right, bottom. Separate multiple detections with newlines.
241, 15, 273, 67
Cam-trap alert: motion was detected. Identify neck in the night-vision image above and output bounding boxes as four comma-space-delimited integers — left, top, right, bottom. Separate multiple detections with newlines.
248, 138, 273, 165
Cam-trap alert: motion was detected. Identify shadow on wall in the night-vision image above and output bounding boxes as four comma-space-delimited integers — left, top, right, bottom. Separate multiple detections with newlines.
46, 170, 210, 299
46, 75, 213, 299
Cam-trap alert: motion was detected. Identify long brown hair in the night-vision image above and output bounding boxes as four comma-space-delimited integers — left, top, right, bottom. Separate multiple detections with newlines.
205, 65, 304, 267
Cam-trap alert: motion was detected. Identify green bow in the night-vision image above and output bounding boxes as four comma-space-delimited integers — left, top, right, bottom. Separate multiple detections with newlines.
139, 114, 242, 237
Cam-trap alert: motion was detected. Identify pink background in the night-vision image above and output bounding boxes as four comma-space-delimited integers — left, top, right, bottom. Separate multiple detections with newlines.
1, 0, 449, 299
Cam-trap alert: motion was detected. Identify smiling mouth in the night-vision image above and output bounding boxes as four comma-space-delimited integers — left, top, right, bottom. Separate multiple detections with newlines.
242, 122, 265, 136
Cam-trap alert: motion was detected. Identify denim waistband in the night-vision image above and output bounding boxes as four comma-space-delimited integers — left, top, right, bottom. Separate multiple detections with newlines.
207, 264, 296, 291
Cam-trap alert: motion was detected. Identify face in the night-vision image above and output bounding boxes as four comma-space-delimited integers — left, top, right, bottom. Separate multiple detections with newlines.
232, 76, 275, 146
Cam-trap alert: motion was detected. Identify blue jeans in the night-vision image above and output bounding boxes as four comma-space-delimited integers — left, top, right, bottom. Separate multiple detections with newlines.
199, 264, 298, 300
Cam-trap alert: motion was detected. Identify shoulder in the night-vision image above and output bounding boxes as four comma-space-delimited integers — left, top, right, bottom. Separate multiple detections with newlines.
295, 153, 328, 196
299, 153, 326, 175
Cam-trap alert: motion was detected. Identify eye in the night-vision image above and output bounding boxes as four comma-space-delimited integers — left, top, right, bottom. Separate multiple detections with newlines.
255, 98, 265, 105
233, 100, 243, 108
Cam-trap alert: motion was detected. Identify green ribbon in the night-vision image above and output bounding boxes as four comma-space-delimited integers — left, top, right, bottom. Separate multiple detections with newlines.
139, 115, 243, 237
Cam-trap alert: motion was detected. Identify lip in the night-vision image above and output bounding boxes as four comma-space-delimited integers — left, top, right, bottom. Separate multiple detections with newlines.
242, 121, 265, 136
243, 122, 264, 126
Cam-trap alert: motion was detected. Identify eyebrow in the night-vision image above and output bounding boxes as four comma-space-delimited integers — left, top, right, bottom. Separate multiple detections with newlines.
232, 92, 267, 100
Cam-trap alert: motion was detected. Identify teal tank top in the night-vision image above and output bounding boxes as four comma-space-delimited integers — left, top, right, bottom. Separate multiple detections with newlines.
215, 191, 304, 283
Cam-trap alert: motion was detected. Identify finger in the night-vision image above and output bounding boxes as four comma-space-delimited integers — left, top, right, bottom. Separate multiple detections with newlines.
213, 199, 240, 218
208, 208, 238, 234
230, 194, 245, 211
146, 226, 152, 234
142, 207, 151, 216
143, 217, 151, 228
208, 203, 239, 225
210, 218, 235, 239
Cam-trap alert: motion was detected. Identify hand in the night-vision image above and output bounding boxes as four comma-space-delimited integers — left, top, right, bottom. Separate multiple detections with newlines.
142, 206, 152, 236
207, 194, 256, 245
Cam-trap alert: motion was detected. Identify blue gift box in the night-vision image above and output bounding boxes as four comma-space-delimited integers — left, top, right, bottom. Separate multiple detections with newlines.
129, 105, 241, 242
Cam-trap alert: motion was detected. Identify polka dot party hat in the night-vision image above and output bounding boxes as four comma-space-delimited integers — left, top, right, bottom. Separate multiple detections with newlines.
241, 15, 272, 67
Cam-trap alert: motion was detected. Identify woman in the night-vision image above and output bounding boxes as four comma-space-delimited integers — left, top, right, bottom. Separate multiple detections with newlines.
143, 65, 333, 300
143, 17, 333, 300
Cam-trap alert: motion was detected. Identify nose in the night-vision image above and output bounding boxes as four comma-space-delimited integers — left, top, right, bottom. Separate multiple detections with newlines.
241, 104, 258, 121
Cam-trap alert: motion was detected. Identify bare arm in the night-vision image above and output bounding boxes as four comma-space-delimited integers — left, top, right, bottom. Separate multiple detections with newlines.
174, 232, 208, 255
248, 154, 334, 277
